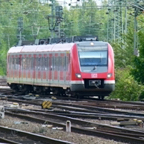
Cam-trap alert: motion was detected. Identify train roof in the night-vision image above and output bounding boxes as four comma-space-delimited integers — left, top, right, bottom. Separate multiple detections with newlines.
8, 41, 110, 54
8, 43, 75, 54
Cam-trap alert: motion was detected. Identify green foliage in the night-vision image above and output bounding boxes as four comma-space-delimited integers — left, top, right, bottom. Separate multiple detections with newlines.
110, 67, 144, 101
111, 25, 135, 69
131, 31, 144, 84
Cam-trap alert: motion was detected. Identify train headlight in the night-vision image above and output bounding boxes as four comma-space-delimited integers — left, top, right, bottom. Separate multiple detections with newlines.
107, 73, 112, 78
75, 74, 81, 78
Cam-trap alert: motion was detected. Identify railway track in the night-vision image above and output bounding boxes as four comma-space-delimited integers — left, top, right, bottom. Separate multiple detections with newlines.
1, 87, 144, 111
1, 87, 144, 110
3, 97, 144, 118
2, 88, 144, 143
5, 108, 144, 144
0, 125, 71, 144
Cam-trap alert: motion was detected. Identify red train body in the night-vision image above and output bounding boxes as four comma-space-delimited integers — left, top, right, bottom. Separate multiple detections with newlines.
7, 41, 115, 99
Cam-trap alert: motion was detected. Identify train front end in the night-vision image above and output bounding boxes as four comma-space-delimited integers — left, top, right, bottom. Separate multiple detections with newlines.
71, 41, 115, 99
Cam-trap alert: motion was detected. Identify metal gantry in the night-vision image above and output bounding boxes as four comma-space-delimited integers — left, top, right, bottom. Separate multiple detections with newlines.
106, 0, 144, 55
107, 0, 127, 42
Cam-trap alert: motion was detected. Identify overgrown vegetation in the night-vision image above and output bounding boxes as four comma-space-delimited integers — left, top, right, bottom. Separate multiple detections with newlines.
109, 12, 144, 101
110, 67, 144, 101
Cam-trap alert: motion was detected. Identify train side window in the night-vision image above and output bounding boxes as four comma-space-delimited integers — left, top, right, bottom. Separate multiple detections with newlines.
26, 57, 28, 70
45, 57, 47, 70
65, 55, 66, 71
47, 56, 49, 70
22, 57, 24, 70
42, 57, 44, 70
28, 57, 30, 70
36, 57, 38, 70
52, 56, 54, 71
61, 56, 64, 71
55, 56, 58, 71
39, 57, 40, 70
11, 57, 13, 70
8, 56, 10, 70
49, 55, 52, 71
59, 57, 61, 71
40, 57, 42, 70
36, 57, 39, 70
10, 56, 12, 70
37, 57, 39, 70
57, 56, 59, 71
30, 57, 33, 70
32, 57, 34, 70
66, 56, 68, 71
14, 58, 16, 70
35, 57, 36, 70
41, 57, 43, 70
13, 57, 14, 69
16, 57, 19, 70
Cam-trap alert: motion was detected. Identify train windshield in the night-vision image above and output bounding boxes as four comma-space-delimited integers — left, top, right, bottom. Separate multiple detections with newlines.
79, 51, 107, 66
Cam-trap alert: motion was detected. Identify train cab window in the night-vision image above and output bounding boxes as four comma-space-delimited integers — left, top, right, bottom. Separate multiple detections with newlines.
79, 51, 108, 66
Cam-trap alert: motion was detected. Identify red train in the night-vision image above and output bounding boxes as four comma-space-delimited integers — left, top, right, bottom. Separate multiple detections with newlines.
7, 37, 115, 99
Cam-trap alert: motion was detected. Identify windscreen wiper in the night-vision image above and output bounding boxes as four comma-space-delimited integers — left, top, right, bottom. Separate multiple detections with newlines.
92, 66, 97, 71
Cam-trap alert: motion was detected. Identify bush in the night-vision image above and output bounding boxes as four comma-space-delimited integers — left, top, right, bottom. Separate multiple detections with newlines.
109, 67, 144, 101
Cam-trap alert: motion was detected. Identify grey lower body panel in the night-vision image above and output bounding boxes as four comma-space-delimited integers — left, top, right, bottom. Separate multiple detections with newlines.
70, 84, 115, 96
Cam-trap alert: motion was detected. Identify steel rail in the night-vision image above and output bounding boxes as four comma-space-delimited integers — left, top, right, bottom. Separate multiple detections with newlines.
30, 108, 144, 121
0, 137, 19, 144
3, 98, 144, 118
0, 125, 71, 144
7, 109, 144, 135
6, 109, 144, 144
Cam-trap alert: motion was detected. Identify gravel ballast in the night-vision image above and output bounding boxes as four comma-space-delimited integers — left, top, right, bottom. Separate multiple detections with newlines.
0, 116, 128, 144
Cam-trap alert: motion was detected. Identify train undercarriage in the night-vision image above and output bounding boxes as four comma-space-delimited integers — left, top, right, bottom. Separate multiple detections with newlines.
8, 83, 107, 100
